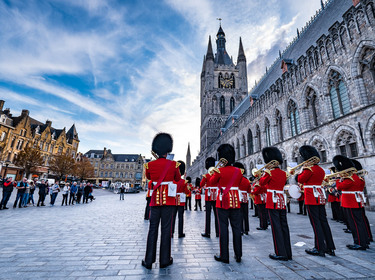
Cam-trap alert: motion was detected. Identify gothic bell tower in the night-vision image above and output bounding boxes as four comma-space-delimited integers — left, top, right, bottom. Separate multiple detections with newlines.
200, 25, 248, 152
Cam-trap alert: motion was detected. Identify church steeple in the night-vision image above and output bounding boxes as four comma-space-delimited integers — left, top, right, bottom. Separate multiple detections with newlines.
186, 142, 191, 170
237, 37, 246, 63
216, 26, 226, 50
215, 25, 233, 65
206, 36, 214, 61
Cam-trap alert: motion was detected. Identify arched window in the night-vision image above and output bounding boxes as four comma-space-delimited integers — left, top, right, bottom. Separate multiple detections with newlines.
288, 100, 301, 137
220, 96, 225, 115
276, 110, 283, 142
218, 73, 223, 89
336, 130, 358, 157
328, 70, 350, 119
236, 138, 241, 159
256, 125, 261, 152
359, 50, 375, 103
247, 129, 253, 155
242, 135, 246, 157
230, 73, 235, 89
311, 139, 327, 163
306, 88, 318, 127
265, 118, 271, 147
212, 96, 217, 114
371, 124, 375, 151
230, 97, 235, 113
292, 146, 302, 164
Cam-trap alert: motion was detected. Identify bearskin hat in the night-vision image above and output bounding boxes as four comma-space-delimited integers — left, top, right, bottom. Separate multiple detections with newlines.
195, 177, 201, 187
177, 160, 185, 176
217, 144, 235, 165
186, 176, 192, 183
233, 162, 246, 175
332, 155, 354, 171
151, 133, 173, 157
299, 145, 320, 161
351, 159, 363, 171
205, 157, 216, 170
262, 147, 283, 164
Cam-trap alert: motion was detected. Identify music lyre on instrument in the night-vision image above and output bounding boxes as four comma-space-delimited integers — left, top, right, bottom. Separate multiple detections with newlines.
286, 156, 320, 178
251, 160, 279, 178
208, 158, 228, 175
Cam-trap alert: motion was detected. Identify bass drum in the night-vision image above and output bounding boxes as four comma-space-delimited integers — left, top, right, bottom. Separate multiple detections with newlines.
288, 184, 302, 199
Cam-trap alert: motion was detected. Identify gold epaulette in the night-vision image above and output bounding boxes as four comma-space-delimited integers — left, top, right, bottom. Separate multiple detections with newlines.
240, 168, 245, 175
212, 167, 220, 174
144, 163, 149, 169
202, 174, 206, 178
185, 180, 188, 184
264, 169, 272, 176
302, 166, 313, 172
176, 161, 181, 168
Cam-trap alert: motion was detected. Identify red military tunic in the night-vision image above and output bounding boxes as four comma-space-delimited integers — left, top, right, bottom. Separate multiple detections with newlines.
195, 187, 202, 200
175, 179, 189, 206
259, 168, 287, 210
186, 184, 192, 198
251, 182, 267, 205
239, 176, 251, 204
201, 174, 212, 201
209, 166, 243, 209
146, 181, 153, 198
297, 165, 326, 205
145, 158, 181, 206
336, 174, 365, 208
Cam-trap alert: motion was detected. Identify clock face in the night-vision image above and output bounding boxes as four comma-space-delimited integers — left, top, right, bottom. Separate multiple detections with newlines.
220, 76, 234, 88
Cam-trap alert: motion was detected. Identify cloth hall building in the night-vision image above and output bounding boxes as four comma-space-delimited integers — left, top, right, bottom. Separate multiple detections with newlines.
187, 0, 375, 208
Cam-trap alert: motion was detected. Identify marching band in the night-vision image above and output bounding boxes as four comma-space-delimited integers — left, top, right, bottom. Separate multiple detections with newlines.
142, 132, 373, 269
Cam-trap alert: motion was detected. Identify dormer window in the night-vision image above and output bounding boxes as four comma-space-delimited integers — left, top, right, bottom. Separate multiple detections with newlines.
35, 126, 40, 134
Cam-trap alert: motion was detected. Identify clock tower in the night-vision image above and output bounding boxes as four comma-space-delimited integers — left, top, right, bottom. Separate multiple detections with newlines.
200, 25, 248, 152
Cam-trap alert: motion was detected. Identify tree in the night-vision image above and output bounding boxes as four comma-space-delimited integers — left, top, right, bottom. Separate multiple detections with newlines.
49, 154, 75, 180
13, 146, 44, 178
74, 158, 95, 180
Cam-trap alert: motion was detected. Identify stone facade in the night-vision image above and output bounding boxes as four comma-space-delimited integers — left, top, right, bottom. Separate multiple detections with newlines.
84, 148, 146, 188
188, 0, 375, 209
0, 100, 79, 180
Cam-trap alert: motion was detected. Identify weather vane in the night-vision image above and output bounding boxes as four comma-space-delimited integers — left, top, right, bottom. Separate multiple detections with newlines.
216, 18, 222, 26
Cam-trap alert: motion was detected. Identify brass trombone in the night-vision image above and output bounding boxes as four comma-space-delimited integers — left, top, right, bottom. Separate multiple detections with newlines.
251, 160, 279, 178
356, 169, 368, 178
324, 167, 357, 182
208, 158, 228, 175
286, 156, 320, 176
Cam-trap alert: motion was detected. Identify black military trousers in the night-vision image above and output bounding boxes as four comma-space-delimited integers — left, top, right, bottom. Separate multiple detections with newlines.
344, 207, 369, 247
362, 208, 373, 242
145, 205, 175, 266
268, 209, 292, 258
144, 197, 151, 220
331, 201, 341, 221
306, 205, 335, 252
185, 197, 191, 210
257, 203, 268, 229
217, 208, 242, 261
240, 203, 249, 233
204, 200, 219, 236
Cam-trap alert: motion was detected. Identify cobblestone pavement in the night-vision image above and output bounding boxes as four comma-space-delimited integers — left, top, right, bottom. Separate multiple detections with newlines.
0, 189, 374, 280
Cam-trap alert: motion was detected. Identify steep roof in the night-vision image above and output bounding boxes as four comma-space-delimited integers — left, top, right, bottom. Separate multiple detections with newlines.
66, 124, 79, 141
222, 0, 353, 130
113, 154, 141, 162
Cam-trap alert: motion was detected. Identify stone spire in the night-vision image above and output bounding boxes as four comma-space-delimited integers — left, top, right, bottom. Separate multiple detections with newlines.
237, 37, 246, 63
186, 142, 191, 170
206, 36, 214, 61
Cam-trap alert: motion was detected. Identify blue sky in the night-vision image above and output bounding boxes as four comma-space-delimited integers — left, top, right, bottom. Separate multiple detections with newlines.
0, 0, 324, 162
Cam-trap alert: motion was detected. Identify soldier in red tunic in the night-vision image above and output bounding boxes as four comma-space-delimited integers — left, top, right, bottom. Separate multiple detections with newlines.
351, 159, 373, 243
194, 178, 202, 211
296, 145, 335, 257
172, 161, 189, 238
144, 180, 153, 220
142, 133, 181, 269
233, 162, 251, 235
201, 157, 219, 238
209, 144, 243, 264
334, 155, 368, 250
251, 177, 268, 230
259, 147, 292, 261
185, 177, 192, 211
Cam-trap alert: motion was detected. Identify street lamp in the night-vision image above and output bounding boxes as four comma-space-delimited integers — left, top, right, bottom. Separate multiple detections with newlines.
3, 160, 11, 178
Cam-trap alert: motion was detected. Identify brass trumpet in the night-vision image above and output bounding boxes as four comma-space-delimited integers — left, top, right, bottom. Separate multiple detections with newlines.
208, 158, 228, 175
356, 169, 368, 178
286, 156, 320, 176
252, 160, 279, 178
324, 167, 357, 182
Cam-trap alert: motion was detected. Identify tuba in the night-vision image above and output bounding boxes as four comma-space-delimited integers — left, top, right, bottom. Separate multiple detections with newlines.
286, 156, 320, 177
252, 160, 279, 178
208, 158, 228, 175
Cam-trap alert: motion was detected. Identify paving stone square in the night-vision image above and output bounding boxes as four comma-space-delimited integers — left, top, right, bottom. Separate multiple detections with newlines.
0, 189, 374, 279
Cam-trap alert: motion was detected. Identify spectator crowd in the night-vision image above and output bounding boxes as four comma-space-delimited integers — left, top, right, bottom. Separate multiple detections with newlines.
0, 177, 95, 210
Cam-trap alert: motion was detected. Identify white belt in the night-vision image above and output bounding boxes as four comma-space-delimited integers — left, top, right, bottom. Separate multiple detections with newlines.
153, 181, 173, 185
341, 191, 364, 195
230, 187, 239, 190
303, 185, 323, 189
240, 191, 248, 194
267, 190, 284, 194
177, 192, 184, 195
208, 187, 218, 190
